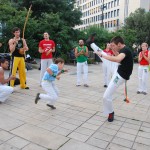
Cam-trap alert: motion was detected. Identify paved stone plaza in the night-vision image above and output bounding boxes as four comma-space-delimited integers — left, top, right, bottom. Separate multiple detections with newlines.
0, 63, 150, 150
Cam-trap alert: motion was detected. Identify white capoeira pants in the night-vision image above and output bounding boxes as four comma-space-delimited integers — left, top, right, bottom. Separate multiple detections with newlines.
110, 62, 119, 75
40, 59, 53, 84
77, 61, 88, 85
138, 65, 149, 93
90, 43, 123, 115
0, 85, 14, 102
39, 80, 58, 105
102, 60, 112, 86
103, 71, 125, 115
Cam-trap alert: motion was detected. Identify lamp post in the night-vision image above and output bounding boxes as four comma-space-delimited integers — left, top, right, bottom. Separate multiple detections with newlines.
101, 0, 104, 27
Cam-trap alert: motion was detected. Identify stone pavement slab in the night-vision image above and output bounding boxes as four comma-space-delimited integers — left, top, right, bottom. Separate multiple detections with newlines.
11, 124, 69, 149
0, 63, 150, 150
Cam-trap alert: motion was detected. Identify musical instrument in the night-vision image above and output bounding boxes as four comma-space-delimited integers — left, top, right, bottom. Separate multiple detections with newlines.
19, 48, 25, 55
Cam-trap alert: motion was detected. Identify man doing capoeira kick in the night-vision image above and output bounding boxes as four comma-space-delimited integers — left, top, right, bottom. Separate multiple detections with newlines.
87, 35, 133, 122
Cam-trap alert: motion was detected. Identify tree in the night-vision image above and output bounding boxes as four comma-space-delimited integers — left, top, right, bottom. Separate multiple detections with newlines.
0, 0, 83, 60
22, 0, 82, 27
0, 2, 39, 56
125, 8, 150, 45
85, 26, 112, 50
21, 0, 82, 60
111, 28, 137, 48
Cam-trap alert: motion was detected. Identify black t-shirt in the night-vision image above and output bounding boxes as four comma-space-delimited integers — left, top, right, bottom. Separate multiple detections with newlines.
117, 46, 133, 80
12, 39, 24, 57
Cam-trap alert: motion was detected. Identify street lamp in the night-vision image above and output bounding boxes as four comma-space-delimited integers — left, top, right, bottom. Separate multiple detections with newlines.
101, 0, 104, 27
100, 0, 106, 28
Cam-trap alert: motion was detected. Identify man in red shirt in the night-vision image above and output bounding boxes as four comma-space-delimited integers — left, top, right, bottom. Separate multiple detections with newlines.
39, 32, 55, 85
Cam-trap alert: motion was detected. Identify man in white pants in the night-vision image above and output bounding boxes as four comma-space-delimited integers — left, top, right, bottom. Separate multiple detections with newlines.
0, 59, 15, 103
75, 39, 89, 87
39, 32, 55, 85
91, 36, 133, 122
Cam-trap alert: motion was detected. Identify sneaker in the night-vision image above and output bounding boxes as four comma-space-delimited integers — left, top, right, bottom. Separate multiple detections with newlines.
104, 85, 107, 88
76, 84, 81, 87
108, 112, 114, 122
86, 33, 97, 46
137, 91, 141, 94
35, 93, 40, 104
142, 92, 147, 95
84, 84, 89, 87
25, 87, 29, 89
46, 104, 56, 109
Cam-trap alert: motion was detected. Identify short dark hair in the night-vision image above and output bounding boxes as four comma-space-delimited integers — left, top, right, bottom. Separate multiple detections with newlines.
12, 27, 20, 33
0, 58, 8, 64
110, 36, 124, 45
54, 58, 64, 64
44, 32, 49, 35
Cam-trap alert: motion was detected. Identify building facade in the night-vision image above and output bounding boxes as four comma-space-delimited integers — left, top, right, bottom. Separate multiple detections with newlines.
74, 0, 150, 31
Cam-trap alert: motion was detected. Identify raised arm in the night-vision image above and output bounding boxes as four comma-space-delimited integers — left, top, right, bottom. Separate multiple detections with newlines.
9, 39, 17, 53
0, 68, 15, 84
96, 51, 125, 63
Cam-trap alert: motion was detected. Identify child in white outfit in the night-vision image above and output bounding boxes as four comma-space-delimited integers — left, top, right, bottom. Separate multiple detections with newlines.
35, 58, 67, 109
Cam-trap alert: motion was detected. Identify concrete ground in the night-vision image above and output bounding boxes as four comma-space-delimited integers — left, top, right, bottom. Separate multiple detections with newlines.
0, 63, 150, 150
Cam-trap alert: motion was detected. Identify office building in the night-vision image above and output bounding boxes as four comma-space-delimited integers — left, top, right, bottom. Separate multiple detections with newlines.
74, 0, 150, 31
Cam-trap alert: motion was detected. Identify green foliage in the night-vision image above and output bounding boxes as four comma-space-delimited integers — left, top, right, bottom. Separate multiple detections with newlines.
111, 28, 137, 48
0, 4, 39, 56
85, 26, 112, 49
0, 0, 82, 58
125, 8, 150, 45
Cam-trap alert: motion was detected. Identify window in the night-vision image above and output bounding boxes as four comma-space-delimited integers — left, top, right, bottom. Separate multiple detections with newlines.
111, 11, 113, 17
114, 10, 116, 17
114, 20, 116, 27
117, 19, 119, 26
117, 9, 119, 16
105, 3, 107, 10
94, 0, 95, 5
96, 16, 98, 21
114, 0, 116, 7
108, 12, 110, 18
111, 1, 113, 8
108, 21, 110, 28
98, 15, 100, 20
108, 2, 110, 9
100, 14, 102, 20
111, 21, 112, 27
105, 13, 107, 19
105, 22, 107, 28
117, 0, 119, 6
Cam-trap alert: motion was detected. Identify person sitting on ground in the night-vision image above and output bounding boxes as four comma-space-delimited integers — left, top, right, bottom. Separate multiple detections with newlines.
0, 58, 15, 103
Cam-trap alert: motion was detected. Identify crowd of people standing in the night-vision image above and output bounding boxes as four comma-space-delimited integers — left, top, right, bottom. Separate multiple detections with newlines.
0, 27, 150, 122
